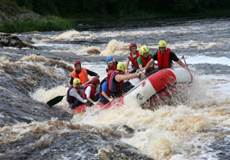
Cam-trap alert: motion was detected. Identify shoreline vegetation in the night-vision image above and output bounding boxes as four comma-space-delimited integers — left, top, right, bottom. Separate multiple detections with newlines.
0, 0, 230, 33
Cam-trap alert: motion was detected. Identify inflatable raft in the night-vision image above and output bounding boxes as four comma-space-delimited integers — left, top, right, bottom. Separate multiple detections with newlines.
73, 68, 192, 113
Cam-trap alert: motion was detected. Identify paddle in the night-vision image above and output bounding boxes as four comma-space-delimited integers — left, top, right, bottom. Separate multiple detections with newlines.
46, 76, 102, 108
181, 55, 193, 82
47, 95, 65, 107
46, 70, 143, 108
181, 55, 188, 66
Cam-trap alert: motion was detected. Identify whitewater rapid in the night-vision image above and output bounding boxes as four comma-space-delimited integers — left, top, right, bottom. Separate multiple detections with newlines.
1, 18, 230, 160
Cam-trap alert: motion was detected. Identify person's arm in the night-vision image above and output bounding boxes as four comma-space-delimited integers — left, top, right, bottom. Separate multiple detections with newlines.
137, 57, 143, 69
115, 72, 141, 82
69, 88, 87, 103
70, 77, 74, 85
126, 59, 130, 73
101, 82, 112, 101
152, 52, 158, 66
171, 52, 187, 68
102, 91, 112, 102
172, 52, 193, 81
86, 69, 99, 77
144, 59, 153, 70
85, 86, 97, 104
176, 59, 187, 68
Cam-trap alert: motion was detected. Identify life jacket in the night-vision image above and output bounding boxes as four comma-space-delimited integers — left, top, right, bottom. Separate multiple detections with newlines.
108, 70, 123, 97
105, 70, 114, 96
70, 68, 89, 84
84, 84, 96, 99
140, 54, 152, 67
67, 86, 85, 104
157, 48, 171, 69
129, 51, 140, 69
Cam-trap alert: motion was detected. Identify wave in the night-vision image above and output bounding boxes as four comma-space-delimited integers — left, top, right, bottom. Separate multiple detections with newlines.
72, 99, 230, 160
187, 55, 230, 66
51, 29, 95, 41
100, 39, 128, 56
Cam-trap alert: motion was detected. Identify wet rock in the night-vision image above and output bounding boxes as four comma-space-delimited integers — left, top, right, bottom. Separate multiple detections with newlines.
0, 58, 72, 126
86, 47, 101, 55
0, 86, 71, 127
0, 122, 153, 160
0, 33, 37, 49
110, 125, 135, 138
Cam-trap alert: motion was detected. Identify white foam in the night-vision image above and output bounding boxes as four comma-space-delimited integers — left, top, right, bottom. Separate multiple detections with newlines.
187, 55, 230, 66
170, 40, 221, 50
197, 74, 230, 99
51, 29, 95, 41
100, 39, 128, 56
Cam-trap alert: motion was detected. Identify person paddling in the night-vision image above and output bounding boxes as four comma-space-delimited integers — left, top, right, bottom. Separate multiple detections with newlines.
137, 45, 156, 76
108, 62, 142, 98
152, 40, 193, 80
105, 56, 117, 72
67, 78, 88, 109
98, 79, 113, 104
84, 77, 100, 105
126, 43, 140, 73
152, 40, 187, 70
69, 60, 99, 85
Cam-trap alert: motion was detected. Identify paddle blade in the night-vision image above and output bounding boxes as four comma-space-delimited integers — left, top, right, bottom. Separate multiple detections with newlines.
47, 95, 65, 107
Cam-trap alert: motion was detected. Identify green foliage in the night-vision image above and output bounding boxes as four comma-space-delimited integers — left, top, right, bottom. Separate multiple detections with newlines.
15, 0, 230, 18
1, 0, 230, 32
0, 16, 73, 33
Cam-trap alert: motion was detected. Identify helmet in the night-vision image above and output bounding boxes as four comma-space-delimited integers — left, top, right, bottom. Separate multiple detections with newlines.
105, 56, 114, 63
90, 77, 100, 86
129, 43, 137, 49
74, 60, 81, 67
116, 62, 125, 72
73, 78, 81, 87
140, 45, 150, 56
159, 40, 167, 48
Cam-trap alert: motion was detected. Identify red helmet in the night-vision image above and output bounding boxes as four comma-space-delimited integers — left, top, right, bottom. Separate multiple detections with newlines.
90, 77, 100, 86
74, 60, 81, 67
129, 43, 137, 49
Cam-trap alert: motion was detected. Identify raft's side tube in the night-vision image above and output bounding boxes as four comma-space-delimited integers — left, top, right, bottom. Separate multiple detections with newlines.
123, 68, 192, 106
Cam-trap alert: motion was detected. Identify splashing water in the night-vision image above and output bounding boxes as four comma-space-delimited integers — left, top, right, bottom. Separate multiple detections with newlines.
100, 39, 128, 56
1, 18, 230, 160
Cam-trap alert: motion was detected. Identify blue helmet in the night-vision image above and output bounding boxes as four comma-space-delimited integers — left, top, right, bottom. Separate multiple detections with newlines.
105, 56, 114, 63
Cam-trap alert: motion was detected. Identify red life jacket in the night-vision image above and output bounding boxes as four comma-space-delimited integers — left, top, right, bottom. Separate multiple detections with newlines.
129, 51, 140, 68
141, 54, 152, 67
106, 70, 114, 95
70, 68, 89, 84
157, 48, 171, 69
84, 84, 96, 99
108, 70, 123, 97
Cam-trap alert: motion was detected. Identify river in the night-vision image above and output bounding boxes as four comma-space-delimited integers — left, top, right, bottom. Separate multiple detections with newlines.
0, 18, 230, 160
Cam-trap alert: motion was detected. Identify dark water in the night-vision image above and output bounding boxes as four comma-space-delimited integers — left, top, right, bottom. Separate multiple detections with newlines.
1, 18, 230, 160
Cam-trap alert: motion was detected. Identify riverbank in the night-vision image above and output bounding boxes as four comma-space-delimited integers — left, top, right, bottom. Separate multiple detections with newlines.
0, 16, 74, 33
0, 1, 73, 33
1, 13, 230, 33
0, 0, 230, 33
